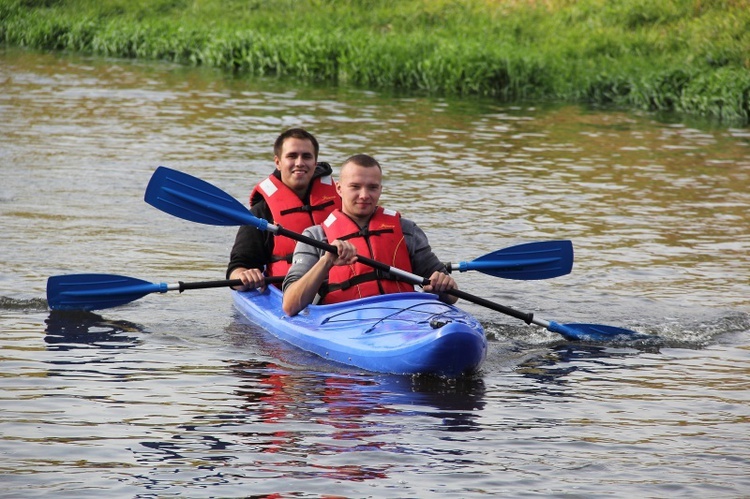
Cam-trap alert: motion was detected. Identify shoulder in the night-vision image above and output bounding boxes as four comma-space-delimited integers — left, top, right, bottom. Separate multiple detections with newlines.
399, 217, 431, 252
250, 198, 270, 218
301, 224, 327, 240
250, 172, 278, 206
399, 217, 421, 235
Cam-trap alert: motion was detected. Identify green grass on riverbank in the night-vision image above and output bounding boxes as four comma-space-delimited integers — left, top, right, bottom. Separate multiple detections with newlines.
2, 0, 749, 124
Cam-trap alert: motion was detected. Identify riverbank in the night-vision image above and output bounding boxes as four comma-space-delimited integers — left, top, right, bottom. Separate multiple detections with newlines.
1, 0, 749, 124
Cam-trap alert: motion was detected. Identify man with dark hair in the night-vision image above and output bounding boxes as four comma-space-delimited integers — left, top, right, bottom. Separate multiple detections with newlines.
227, 128, 341, 289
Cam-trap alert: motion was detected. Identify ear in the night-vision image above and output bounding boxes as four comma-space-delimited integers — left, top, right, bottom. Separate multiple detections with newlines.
274, 155, 281, 170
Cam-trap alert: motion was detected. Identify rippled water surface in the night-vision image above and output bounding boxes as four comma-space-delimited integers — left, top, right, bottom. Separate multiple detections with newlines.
1, 48, 749, 498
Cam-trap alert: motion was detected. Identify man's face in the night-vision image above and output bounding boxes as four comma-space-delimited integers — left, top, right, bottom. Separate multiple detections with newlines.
275, 137, 317, 197
337, 162, 382, 224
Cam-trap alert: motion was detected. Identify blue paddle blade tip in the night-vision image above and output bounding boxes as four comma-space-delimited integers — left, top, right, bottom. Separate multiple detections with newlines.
468, 240, 574, 280
548, 321, 650, 342
46, 274, 165, 311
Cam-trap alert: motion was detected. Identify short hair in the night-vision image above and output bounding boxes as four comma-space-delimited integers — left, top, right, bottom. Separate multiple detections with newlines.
274, 128, 319, 159
342, 153, 382, 171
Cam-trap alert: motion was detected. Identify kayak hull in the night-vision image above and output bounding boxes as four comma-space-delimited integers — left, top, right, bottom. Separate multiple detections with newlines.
232, 287, 487, 376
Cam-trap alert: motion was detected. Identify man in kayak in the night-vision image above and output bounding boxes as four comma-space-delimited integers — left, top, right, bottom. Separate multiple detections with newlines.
281, 153, 457, 316
227, 128, 342, 290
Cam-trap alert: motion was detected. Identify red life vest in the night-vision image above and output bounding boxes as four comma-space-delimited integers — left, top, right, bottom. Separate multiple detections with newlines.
321, 207, 414, 304
250, 173, 341, 279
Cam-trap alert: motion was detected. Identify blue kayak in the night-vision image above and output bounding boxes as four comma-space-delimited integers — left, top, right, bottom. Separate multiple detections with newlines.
232, 286, 487, 376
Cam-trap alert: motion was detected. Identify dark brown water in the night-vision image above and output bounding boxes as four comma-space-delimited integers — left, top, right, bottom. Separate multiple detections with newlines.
1, 47, 749, 497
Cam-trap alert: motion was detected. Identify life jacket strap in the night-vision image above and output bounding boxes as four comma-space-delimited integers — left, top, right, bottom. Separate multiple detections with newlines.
280, 199, 335, 216
338, 227, 394, 241
319, 271, 390, 297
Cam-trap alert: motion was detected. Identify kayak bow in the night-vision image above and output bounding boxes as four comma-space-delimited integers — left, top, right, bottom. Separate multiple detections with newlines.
233, 285, 488, 376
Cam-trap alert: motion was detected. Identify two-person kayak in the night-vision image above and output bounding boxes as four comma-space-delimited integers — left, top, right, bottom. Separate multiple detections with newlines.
46, 166, 650, 377
232, 285, 487, 377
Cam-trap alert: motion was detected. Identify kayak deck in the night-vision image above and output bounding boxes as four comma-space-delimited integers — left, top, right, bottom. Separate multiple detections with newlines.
232, 287, 487, 376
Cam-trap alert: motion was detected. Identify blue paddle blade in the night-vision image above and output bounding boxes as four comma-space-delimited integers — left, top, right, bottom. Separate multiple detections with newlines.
457, 240, 573, 280
47, 274, 166, 311
547, 321, 650, 342
144, 166, 266, 229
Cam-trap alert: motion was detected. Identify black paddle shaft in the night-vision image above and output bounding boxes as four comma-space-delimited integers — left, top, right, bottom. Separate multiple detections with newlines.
448, 289, 535, 324
177, 279, 242, 291
177, 277, 283, 292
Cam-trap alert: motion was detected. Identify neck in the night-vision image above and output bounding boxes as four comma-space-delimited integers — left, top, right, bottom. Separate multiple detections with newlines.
343, 209, 375, 228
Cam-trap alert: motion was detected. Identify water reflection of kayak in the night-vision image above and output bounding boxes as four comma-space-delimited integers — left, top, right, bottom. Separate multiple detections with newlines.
233, 287, 487, 377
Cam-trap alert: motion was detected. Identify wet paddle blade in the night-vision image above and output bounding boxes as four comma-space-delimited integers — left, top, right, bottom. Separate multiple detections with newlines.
46, 273, 281, 312
47, 274, 165, 311
456, 240, 574, 280
144, 166, 264, 228
547, 321, 650, 341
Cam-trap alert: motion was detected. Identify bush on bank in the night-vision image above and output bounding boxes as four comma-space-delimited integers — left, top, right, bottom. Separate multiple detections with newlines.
1, 0, 749, 124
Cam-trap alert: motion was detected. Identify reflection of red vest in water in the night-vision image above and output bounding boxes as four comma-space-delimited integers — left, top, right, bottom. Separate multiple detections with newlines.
321, 207, 413, 304
251, 173, 341, 279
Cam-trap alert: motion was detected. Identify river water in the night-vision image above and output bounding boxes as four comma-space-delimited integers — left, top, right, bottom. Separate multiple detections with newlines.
1, 47, 749, 498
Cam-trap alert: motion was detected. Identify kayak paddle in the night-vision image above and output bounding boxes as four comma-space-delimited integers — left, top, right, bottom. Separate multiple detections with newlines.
144, 166, 644, 341
45, 239, 572, 311
47, 274, 283, 311
444, 240, 573, 280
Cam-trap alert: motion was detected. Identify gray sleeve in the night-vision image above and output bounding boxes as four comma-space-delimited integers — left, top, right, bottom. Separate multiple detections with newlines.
401, 218, 447, 278
282, 225, 328, 292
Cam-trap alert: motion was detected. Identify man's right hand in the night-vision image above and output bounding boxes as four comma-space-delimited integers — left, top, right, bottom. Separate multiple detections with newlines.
326, 239, 358, 267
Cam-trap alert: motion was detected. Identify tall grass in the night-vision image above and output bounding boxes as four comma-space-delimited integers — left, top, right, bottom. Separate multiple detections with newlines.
1, 0, 749, 123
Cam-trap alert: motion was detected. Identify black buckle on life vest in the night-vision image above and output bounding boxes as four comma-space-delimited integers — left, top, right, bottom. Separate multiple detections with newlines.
338, 227, 394, 242
280, 199, 335, 216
